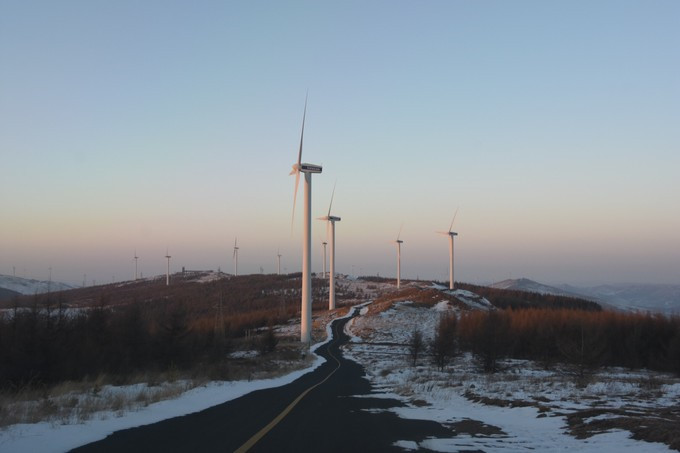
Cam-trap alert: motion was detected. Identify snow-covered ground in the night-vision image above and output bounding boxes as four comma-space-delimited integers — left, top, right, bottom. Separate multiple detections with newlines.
3, 280, 678, 452
0, 274, 74, 295
0, 305, 357, 452
344, 290, 679, 452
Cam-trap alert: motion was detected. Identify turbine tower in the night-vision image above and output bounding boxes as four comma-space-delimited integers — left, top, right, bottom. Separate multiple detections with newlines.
165, 249, 171, 286
134, 250, 139, 281
318, 183, 340, 310
277, 249, 282, 275
438, 209, 459, 290
233, 238, 239, 276
321, 240, 328, 278
290, 96, 322, 343
394, 224, 404, 289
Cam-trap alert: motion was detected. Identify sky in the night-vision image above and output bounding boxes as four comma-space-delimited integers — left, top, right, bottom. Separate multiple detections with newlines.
1, 0, 679, 286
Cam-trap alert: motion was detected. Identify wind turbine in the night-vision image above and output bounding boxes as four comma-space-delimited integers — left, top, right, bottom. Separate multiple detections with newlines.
233, 238, 239, 276
318, 183, 340, 310
321, 239, 328, 279
277, 249, 282, 275
134, 250, 139, 281
165, 249, 171, 286
437, 209, 459, 290
290, 96, 322, 343
394, 224, 404, 289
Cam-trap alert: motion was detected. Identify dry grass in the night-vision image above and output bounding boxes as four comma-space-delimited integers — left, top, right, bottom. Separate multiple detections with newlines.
0, 377, 194, 428
567, 407, 680, 451
0, 305, 345, 429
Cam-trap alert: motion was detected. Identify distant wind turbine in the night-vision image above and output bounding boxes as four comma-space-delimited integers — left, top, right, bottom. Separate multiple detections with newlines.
318, 183, 340, 310
165, 249, 171, 286
134, 250, 139, 281
437, 209, 459, 290
321, 239, 328, 279
290, 96, 322, 343
394, 224, 404, 289
233, 238, 239, 276
277, 249, 282, 275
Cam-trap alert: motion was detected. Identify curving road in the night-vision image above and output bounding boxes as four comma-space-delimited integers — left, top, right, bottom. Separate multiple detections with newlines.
72, 307, 451, 452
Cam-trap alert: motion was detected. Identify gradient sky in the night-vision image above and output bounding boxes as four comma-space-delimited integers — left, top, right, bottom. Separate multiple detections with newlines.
1, 1, 679, 286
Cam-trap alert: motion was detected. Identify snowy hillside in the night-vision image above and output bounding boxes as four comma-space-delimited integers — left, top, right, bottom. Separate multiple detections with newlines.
0, 274, 75, 296
560, 283, 680, 315
490, 278, 680, 315
344, 285, 680, 452
490, 278, 577, 297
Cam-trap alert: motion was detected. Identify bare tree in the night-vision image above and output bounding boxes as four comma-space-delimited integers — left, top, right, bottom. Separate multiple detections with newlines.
474, 311, 509, 373
409, 327, 424, 367
431, 314, 457, 371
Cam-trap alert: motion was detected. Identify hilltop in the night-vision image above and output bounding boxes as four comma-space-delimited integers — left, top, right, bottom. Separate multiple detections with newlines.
489, 277, 680, 314
0, 274, 74, 300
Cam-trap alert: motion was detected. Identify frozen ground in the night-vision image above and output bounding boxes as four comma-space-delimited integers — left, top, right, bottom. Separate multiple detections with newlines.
3, 280, 678, 452
0, 305, 356, 452
344, 288, 680, 452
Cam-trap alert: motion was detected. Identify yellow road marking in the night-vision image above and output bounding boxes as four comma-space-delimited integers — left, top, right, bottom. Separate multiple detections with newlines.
234, 321, 344, 453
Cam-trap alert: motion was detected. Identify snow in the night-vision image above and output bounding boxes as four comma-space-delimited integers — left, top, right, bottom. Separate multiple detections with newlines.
0, 364, 324, 452
434, 300, 450, 312
343, 287, 679, 452
0, 274, 74, 295
2, 281, 677, 452
0, 305, 361, 452
450, 288, 494, 310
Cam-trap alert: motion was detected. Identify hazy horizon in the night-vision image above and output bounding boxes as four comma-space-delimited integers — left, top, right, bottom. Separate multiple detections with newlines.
2, 1, 678, 287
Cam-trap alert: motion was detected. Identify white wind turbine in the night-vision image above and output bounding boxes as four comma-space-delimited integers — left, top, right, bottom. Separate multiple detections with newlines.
437, 209, 459, 290
165, 249, 171, 286
233, 238, 239, 276
321, 238, 328, 279
290, 97, 322, 343
277, 249, 282, 275
318, 183, 340, 310
134, 250, 139, 281
394, 224, 404, 289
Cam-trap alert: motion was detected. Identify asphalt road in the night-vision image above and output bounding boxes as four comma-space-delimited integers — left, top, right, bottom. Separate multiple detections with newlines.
72, 308, 453, 452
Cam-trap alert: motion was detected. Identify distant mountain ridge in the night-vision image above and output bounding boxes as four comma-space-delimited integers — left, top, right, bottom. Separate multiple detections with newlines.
490, 278, 578, 297
0, 274, 75, 298
490, 278, 680, 315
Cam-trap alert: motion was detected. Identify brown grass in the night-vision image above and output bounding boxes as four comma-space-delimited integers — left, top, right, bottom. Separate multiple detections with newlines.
567, 407, 680, 451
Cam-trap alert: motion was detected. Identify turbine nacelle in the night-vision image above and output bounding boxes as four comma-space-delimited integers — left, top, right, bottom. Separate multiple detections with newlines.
301, 163, 322, 173
290, 162, 322, 175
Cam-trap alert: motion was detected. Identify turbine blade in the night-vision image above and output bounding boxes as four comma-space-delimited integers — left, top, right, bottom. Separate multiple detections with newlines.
298, 96, 307, 167
397, 222, 403, 241
326, 219, 331, 242
291, 170, 300, 233
449, 207, 459, 233
327, 181, 336, 217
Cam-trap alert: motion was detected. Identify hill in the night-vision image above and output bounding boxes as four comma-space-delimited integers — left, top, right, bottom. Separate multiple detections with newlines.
487, 277, 680, 314
560, 283, 680, 315
0, 274, 74, 296
0, 287, 21, 302
490, 278, 579, 297
464, 280, 601, 311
